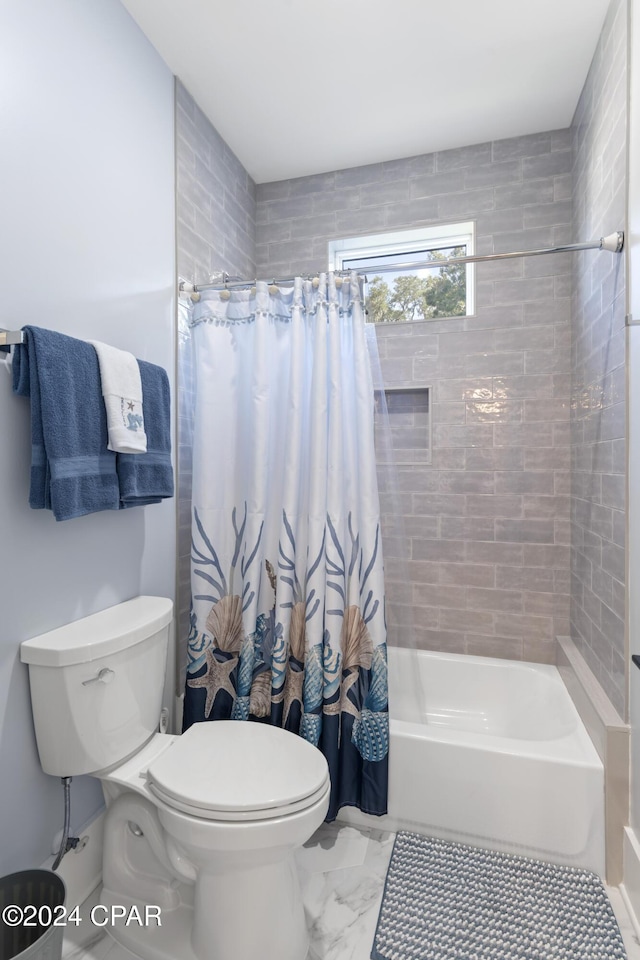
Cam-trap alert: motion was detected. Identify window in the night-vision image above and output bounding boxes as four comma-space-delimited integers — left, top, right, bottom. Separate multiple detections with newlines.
329, 223, 475, 324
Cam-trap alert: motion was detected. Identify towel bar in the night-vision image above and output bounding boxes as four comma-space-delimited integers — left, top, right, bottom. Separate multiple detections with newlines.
0, 329, 25, 347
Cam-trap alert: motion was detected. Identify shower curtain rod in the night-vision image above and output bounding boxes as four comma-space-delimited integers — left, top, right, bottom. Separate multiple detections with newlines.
179, 231, 624, 296
0, 231, 625, 348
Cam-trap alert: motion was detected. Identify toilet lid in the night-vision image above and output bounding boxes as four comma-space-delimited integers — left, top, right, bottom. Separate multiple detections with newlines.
146, 721, 330, 818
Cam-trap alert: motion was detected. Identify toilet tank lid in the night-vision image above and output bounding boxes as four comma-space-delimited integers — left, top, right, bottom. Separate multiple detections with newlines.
20, 596, 173, 667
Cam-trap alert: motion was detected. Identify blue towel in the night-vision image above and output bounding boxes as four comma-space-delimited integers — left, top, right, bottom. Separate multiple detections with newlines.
12, 326, 120, 520
117, 359, 173, 508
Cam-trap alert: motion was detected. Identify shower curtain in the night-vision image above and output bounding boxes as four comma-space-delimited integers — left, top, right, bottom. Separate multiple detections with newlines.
183, 273, 388, 819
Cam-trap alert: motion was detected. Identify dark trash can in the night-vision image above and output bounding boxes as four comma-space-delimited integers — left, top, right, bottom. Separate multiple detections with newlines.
0, 871, 65, 960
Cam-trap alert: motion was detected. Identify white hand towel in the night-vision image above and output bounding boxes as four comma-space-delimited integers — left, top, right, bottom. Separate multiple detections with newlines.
89, 340, 147, 454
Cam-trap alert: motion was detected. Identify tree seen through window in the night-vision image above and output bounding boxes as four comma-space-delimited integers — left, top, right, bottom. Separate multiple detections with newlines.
366, 246, 467, 323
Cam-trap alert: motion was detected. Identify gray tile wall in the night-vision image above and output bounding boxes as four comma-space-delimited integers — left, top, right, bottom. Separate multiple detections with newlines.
177, 81, 256, 284
175, 80, 257, 687
256, 131, 574, 664
570, 0, 627, 717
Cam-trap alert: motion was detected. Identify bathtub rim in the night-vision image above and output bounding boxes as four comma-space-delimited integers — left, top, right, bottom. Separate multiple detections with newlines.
387, 644, 602, 764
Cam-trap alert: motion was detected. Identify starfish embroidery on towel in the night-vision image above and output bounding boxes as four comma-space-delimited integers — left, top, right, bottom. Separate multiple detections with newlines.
187, 646, 237, 718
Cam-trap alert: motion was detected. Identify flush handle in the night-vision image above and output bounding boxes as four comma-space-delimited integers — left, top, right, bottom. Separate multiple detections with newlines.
82, 668, 115, 686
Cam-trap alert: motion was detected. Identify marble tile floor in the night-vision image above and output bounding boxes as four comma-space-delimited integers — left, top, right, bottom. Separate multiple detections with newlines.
63, 822, 640, 960
299, 822, 395, 960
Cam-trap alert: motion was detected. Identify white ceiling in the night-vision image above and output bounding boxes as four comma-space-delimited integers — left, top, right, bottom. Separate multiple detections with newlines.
120, 0, 611, 184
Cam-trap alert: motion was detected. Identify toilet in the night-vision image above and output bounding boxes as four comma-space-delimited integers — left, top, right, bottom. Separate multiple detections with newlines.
20, 596, 330, 960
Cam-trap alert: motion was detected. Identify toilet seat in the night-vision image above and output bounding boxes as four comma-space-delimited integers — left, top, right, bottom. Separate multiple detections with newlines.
149, 777, 330, 821
146, 720, 330, 822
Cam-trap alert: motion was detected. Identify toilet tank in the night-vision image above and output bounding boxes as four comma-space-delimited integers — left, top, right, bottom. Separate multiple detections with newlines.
20, 596, 173, 777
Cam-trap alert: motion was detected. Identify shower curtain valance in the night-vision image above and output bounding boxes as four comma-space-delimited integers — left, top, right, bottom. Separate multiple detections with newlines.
187, 273, 364, 326
183, 272, 389, 820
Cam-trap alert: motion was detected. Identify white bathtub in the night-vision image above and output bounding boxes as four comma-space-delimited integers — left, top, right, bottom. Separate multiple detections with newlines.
339, 647, 605, 875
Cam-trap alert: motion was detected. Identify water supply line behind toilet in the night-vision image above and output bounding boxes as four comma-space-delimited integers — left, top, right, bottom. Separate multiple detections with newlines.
52, 777, 81, 871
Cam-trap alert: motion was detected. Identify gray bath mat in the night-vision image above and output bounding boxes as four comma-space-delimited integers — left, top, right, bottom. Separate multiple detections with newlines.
372, 832, 627, 960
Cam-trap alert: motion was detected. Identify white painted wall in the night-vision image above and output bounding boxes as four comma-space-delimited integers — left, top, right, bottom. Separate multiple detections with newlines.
0, 0, 175, 875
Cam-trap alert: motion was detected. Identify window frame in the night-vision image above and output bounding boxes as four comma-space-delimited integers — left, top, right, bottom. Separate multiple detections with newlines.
328, 221, 476, 322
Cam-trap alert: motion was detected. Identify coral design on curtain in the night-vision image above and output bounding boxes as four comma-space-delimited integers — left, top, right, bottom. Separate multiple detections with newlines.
183, 273, 388, 819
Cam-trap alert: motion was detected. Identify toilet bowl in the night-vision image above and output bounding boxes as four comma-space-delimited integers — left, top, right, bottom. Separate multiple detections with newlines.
20, 597, 330, 960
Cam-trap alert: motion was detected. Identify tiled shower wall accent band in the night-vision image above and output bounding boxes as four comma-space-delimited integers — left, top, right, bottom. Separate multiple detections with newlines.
570, 0, 627, 718
175, 79, 257, 692
256, 131, 574, 666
